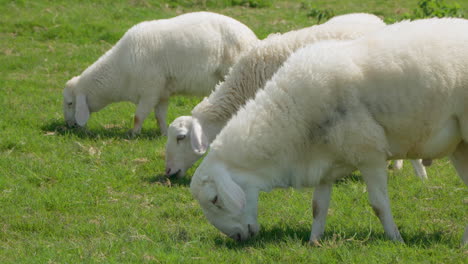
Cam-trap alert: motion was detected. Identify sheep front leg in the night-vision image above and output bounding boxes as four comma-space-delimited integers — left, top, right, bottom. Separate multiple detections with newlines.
309, 183, 332, 245
244, 187, 260, 239
132, 100, 155, 136
449, 141, 468, 245
155, 98, 169, 136
360, 162, 404, 242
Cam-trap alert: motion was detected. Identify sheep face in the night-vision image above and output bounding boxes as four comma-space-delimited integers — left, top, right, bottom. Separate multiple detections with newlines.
63, 76, 90, 127
190, 153, 260, 241
165, 116, 207, 177
63, 77, 79, 127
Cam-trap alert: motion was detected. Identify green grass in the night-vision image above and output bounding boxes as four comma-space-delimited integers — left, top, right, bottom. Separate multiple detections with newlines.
1, 0, 467, 262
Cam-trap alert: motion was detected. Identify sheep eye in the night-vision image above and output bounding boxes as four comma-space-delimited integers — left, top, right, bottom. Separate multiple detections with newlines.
176, 134, 186, 143
211, 195, 222, 209
211, 195, 218, 205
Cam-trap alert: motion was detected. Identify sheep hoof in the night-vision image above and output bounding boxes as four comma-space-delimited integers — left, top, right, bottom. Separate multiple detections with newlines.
126, 129, 139, 139
309, 239, 322, 247
390, 234, 405, 243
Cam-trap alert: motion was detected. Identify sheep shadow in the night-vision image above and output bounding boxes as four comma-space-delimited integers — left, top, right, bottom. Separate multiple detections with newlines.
330, 166, 405, 186
213, 226, 457, 249
335, 171, 362, 185
142, 174, 191, 187
41, 119, 161, 140
212, 226, 310, 249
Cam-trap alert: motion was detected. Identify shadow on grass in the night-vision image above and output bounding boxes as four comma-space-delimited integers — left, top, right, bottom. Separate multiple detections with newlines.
335, 171, 362, 185
213, 225, 456, 249
212, 226, 310, 249
142, 174, 191, 187
332, 166, 404, 186
41, 119, 161, 140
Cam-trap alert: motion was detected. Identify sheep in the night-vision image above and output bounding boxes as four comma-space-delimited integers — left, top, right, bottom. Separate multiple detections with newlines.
62, 12, 258, 136
190, 18, 468, 245
165, 13, 387, 177
166, 13, 428, 179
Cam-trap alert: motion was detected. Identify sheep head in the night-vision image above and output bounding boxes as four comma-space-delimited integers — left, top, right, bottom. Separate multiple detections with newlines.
190, 152, 260, 241
63, 76, 90, 127
165, 116, 208, 177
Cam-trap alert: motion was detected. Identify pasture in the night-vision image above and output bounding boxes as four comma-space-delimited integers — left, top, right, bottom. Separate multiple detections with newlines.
1, 0, 467, 262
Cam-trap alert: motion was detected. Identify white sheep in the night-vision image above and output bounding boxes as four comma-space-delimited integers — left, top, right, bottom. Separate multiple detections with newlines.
166, 13, 428, 179
63, 12, 258, 136
190, 18, 468, 245
165, 13, 388, 176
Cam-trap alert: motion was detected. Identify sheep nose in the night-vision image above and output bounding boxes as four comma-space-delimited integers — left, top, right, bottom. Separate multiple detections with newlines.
165, 168, 181, 177
248, 224, 255, 237
67, 121, 77, 127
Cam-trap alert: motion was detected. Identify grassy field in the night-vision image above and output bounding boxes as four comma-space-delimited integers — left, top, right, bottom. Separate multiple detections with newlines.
1, 0, 468, 262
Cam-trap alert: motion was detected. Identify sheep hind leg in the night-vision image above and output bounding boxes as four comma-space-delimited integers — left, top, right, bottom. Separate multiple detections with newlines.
155, 98, 169, 136
131, 100, 155, 137
309, 183, 332, 245
449, 141, 468, 245
359, 161, 404, 242
393, 160, 403, 170
410, 159, 428, 180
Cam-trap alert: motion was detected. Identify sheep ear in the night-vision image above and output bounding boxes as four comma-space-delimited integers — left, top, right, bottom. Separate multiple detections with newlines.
215, 165, 246, 213
75, 94, 90, 126
190, 119, 208, 154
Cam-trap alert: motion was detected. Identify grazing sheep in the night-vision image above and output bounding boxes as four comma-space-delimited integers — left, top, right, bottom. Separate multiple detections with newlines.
63, 12, 258, 136
165, 13, 386, 177
190, 18, 468, 244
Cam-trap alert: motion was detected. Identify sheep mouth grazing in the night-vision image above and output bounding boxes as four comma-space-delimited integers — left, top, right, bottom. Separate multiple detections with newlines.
230, 233, 242, 242
229, 225, 255, 242
165, 168, 181, 177
248, 224, 255, 237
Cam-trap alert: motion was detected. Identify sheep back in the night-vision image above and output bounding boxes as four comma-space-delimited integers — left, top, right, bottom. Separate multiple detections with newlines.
212, 18, 468, 170
192, 13, 385, 123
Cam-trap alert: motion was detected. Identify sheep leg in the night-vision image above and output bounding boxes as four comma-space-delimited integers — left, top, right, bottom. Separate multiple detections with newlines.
463, 228, 468, 246
155, 98, 169, 136
360, 163, 404, 242
309, 183, 332, 245
449, 141, 468, 245
244, 188, 260, 238
451, 142, 468, 185
393, 160, 403, 170
132, 100, 155, 136
410, 159, 427, 180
